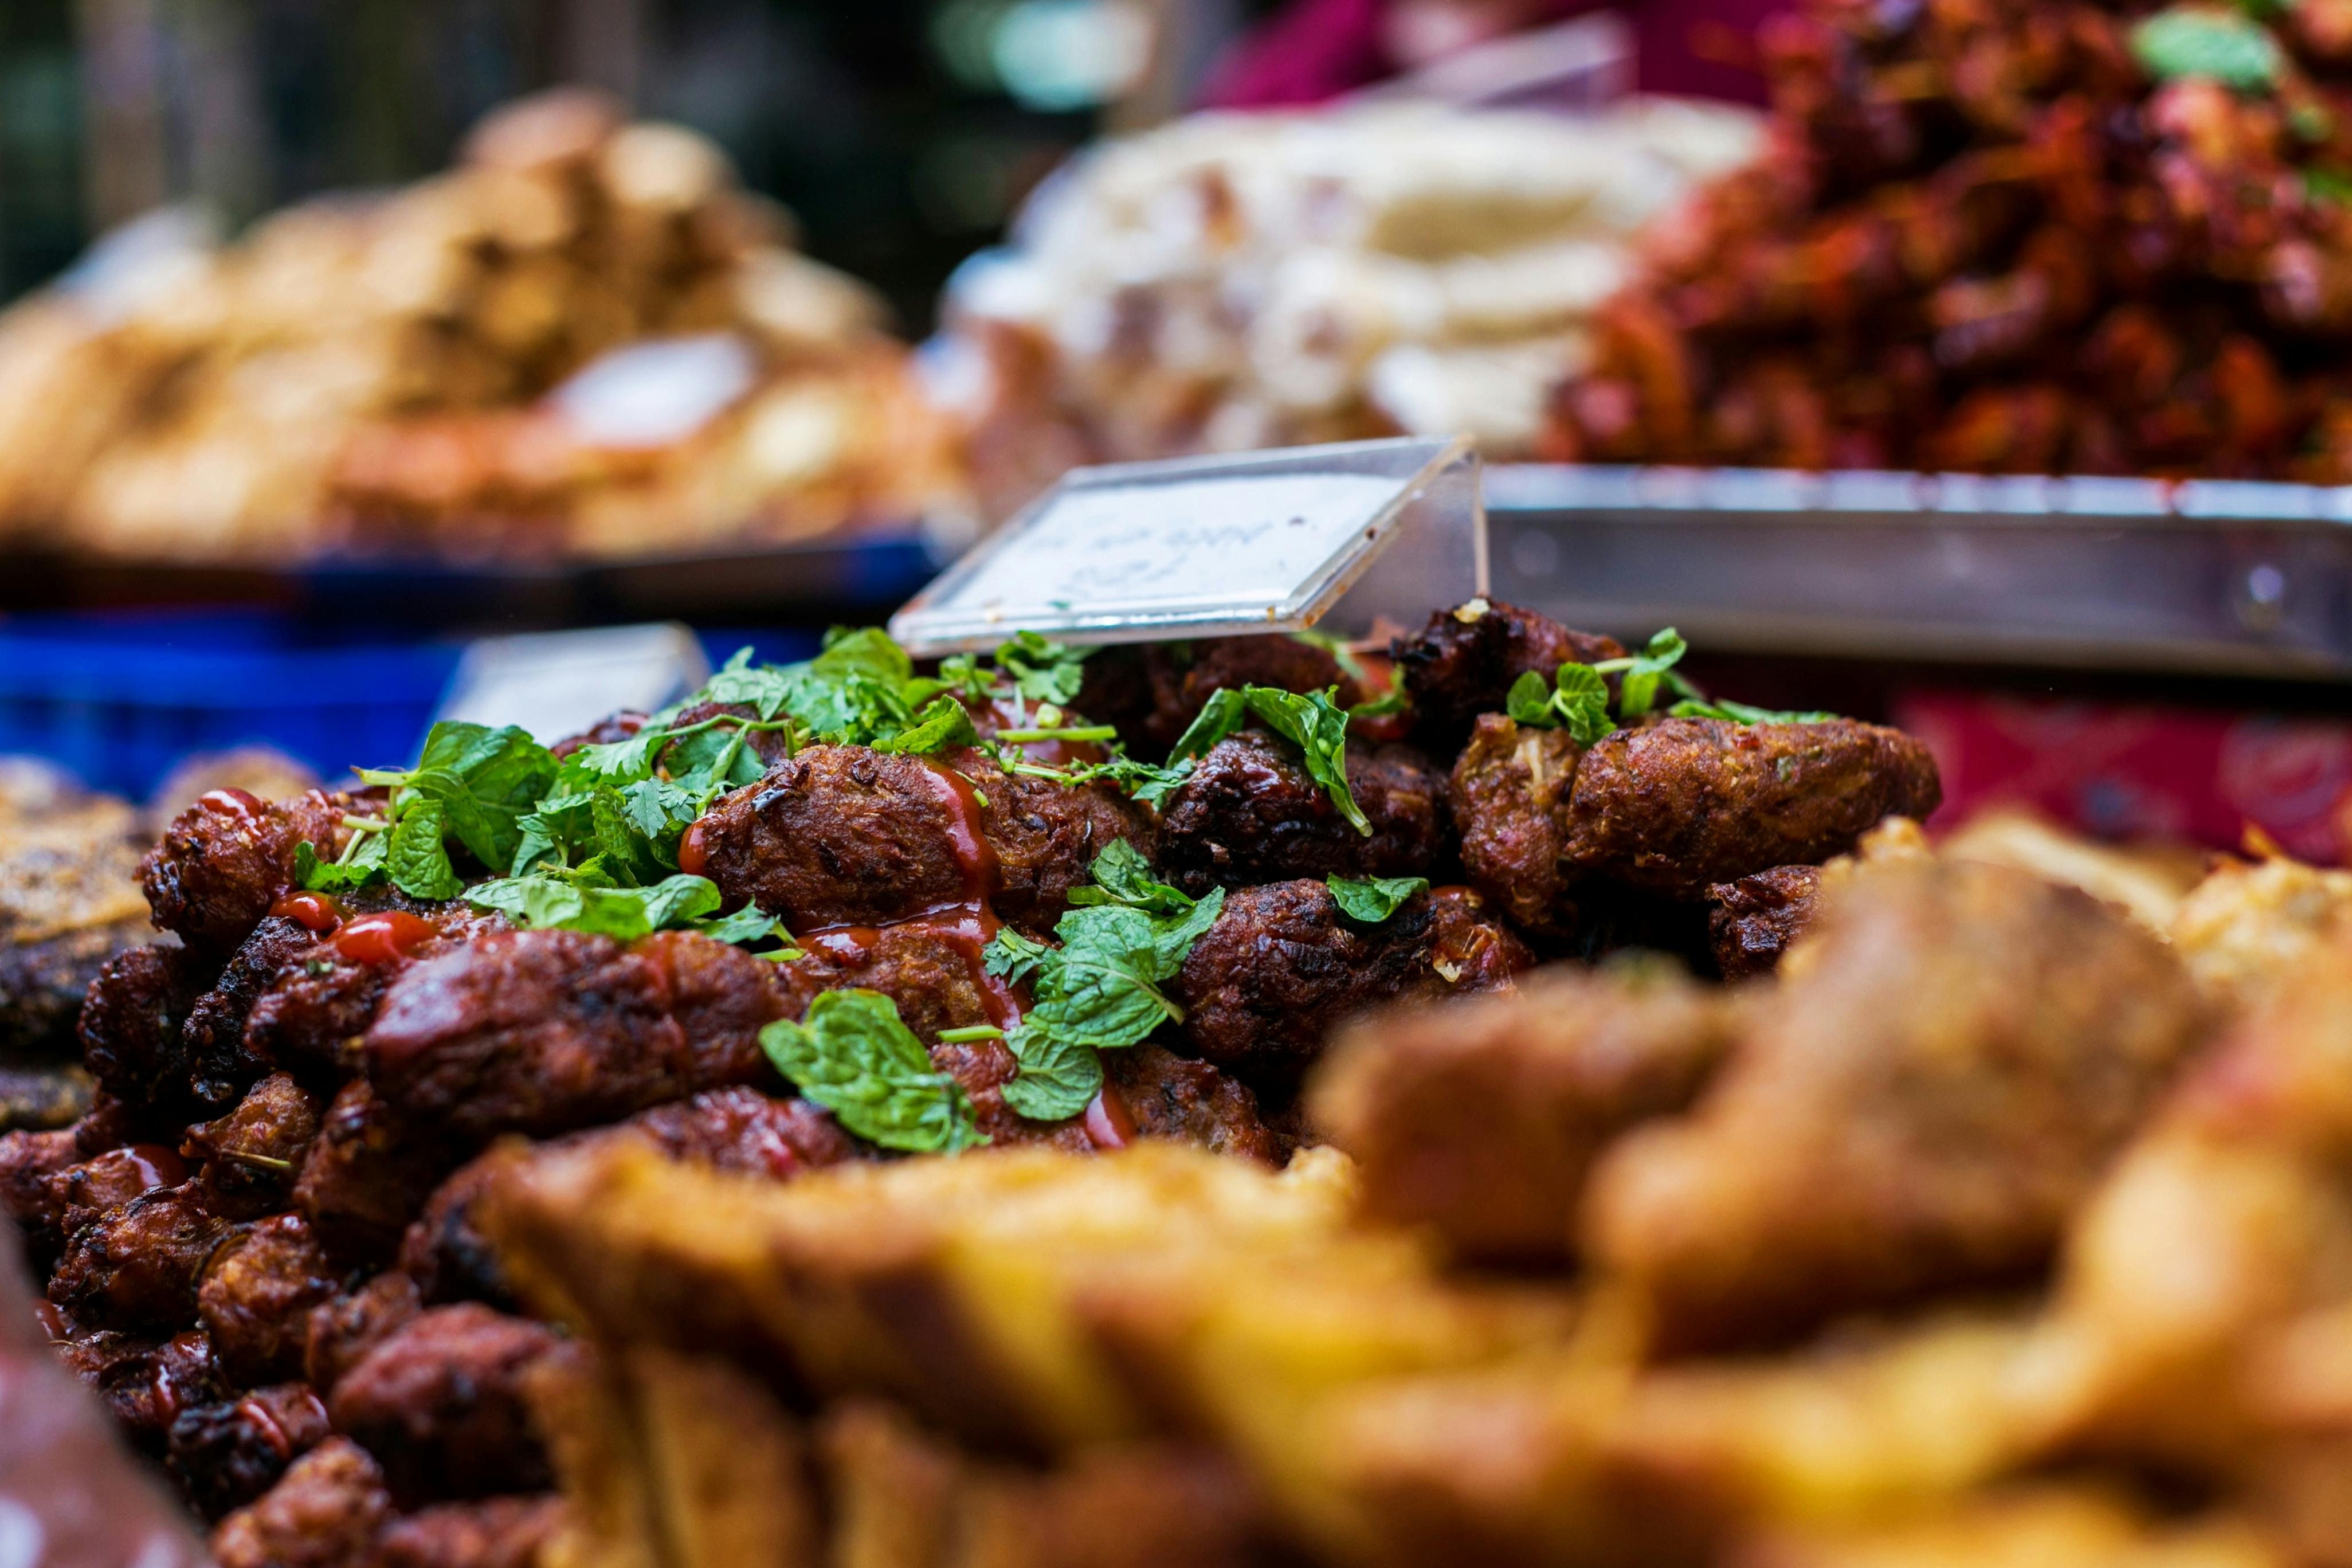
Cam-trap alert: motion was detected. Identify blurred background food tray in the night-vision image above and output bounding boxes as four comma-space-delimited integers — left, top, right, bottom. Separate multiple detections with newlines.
0, 527, 942, 630
1488, 467, 2352, 683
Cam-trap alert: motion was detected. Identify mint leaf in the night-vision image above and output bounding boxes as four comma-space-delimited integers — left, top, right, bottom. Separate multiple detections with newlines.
1615, 628, 1688, 720
1668, 698, 1841, 725
1327, 875, 1430, 923
1065, 838, 1192, 916
1554, 664, 1613, 746
398, 723, 558, 871
465, 872, 722, 940
2132, 6, 2282, 89
1168, 687, 1249, 764
872, 695, 979, 755
1001, 1029, 1103, 1120
295, 836, 386, 893
1241, 687, 1369, 836
995, 631, 1089, 706
692, 901, 791, 946
387, 802, 464, 900
759, 990, 983, 1154
1506, 670, 1554, 725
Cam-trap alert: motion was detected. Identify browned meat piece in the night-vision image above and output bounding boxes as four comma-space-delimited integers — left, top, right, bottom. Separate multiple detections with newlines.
48, 1140, 189, 1242
1449, 715, 1583, 936
970, 758, 1159, 935
200, 1213, 347, 1387
550, 709, 646, 758
1708, 864, 1825, 979
211, 1436, 393, 1568
366, 1496, 562, 1568
167, 1381, 333, 1518
295, 1080, 461, 1265
1585, 860, 2213, 1353
328, 1303, 560, 1503
180, 915, 319, 1109
305, 1272, 422, 1395
1103, 1044, 1283, 1165
49, 1182, 232, 1331
363, 928, 794, 1142
0, 1124, 78, 1234
795, 918, 1020, 1049
1451, 714, 1942, 919
1563, 718, 1941, 896
1425, 884, 1538, 990
78, 942, 209, 1120
57, 1327, 226, 1451
692, 743, 1149, 936
1393, 599, 1626, 748
398, 1150, 527, 1311
1075, 634, 1358, 756
1157, 732, 1451, 895
142, 789, 351, 955
189, 1072, 323, 1221
244, 904, 511, 1084
1175, 879, 1529, 1077
1311, 961, 1735, 1264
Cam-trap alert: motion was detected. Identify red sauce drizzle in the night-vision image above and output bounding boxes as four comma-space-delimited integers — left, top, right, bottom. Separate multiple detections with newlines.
918, 759, 999, 907
804, 911, 1024, 1033
1347, 649, 1414, 744
122, 1143, 187, 1191
197, 787, 264, 822
985, 697, 1108, 768
269, 891, 343, 932
334, 911, 438, 965
1083, 1083, 1136, 1150
676, 818, 711, 878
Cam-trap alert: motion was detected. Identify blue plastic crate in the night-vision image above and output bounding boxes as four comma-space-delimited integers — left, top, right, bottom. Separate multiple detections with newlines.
0, 611, 464, 799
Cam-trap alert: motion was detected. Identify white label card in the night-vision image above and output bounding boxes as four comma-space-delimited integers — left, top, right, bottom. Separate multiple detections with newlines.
892, 436, 1484, 654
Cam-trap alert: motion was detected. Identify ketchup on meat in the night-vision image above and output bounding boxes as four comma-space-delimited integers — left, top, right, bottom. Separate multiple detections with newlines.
269, 891, 343, 932
334, 911, 437, 965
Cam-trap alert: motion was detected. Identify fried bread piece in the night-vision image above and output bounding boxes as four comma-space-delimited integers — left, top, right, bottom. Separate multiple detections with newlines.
1175, 880, 1531, 1077
1157, 732, 1452, 896
1311, 959, 1735, 1264
1586, 859, 2210, 1353
2170, 855, 2352, 1015
1730, 1489, 2286, 1568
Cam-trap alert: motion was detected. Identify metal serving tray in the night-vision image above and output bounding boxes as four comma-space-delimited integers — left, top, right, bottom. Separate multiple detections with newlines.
1486, 466, 2352, 681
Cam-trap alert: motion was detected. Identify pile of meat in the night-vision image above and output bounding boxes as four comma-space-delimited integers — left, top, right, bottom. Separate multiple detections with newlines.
0, 601, 1938, 1565
1542, 0, 2352, 479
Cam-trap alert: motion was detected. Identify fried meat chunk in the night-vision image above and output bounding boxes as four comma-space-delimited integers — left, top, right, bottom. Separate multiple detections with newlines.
693, 743, 1150, 935
0, 1124, 79, 1237
57, 1326, 227, 1451
1585, 860, 2212, 1352
363, 928, 797, 1142
179, 915, 319, 1109
1565, 718, 1942, 896
200, 1213, 346, 1387
295, 1080, 461, 1265
305, 1272, 422, 1396
167, 1381, 332, 1519
1393, 598, 1626, 747
78, 942, 210, 1121
242, 905, 509, 1084
1312, 960, 1735, 1264
143, 789, 351, 955
327, 1303, 560, 1503
1449, 716, 1584, 935
1074, 634, 1358, 757
1105, 1045, 1284, 1165
1157, 732, 1451, 895
42, 1140, 187, 1249
49, 1182, 233, 1331
367, 1496, 562, 1568
187, 1072, 322, 1222
211, 1436, 393, 1568
1451, 714, 1941, 922
1175, 879, 1530, 1076
1708, 864, 1825, 981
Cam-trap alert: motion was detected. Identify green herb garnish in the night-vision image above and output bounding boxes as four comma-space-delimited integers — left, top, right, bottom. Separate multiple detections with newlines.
758, 989, 984, 1154
1163, 685, 1369, 834
984, 841, 1224, 1121
2132, 6, 2283, 90
1326, 874, 1430, 923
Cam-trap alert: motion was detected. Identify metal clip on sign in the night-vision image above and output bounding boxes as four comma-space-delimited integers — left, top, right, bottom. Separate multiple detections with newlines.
889, 436, 1488, 656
